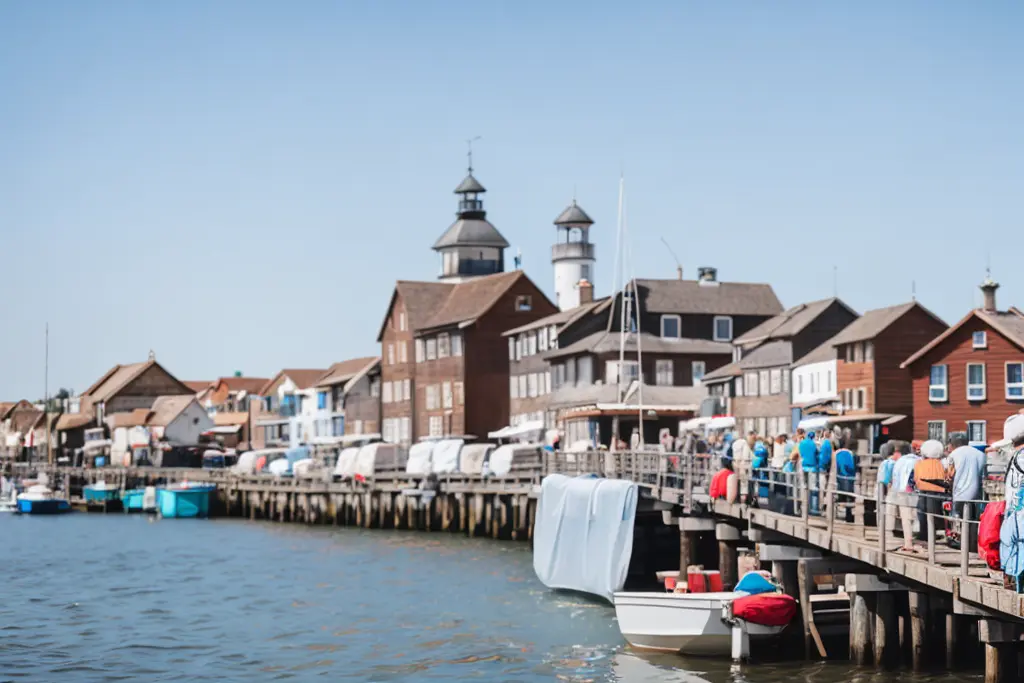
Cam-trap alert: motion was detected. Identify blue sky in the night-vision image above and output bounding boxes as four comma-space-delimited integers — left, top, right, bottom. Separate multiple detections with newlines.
2, 1, 1022, 398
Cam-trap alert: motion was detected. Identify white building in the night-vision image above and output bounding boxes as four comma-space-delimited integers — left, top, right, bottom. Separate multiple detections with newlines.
790, 341, 839, 415
256, 369, 328, 448
551, 200, 596, 311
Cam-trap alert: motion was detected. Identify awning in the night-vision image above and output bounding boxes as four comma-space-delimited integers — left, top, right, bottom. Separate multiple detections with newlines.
204, 425, 241, 435
708, 416, 736, 430
828, 413, 905, 425
488, 420, 545, 440
797, 416, 830, 430
681, 416, 711, 431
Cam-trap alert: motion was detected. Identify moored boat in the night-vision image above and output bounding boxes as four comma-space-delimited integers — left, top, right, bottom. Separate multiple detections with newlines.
157, 484, 216, 518
84, 481, 123, 511
613, 572, 797, 659
16, 484, 72, 515
122, 486, 158, 513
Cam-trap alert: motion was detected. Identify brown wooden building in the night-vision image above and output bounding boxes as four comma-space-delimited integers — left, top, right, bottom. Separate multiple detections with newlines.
313, 357, 381, 437
704, 297, 859, 437
378, 271, 557, 444
826, 301, 946, 441
902, 278, 1024, 443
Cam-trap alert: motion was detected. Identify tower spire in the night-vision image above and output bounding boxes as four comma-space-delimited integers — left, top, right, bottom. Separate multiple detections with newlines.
466, 135, 480, 174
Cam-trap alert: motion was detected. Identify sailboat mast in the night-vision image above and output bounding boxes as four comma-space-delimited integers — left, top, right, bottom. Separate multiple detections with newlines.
45, 322, 51, 466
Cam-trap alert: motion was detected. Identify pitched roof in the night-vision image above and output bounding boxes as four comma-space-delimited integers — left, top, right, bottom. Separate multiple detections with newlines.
793, 339, 838, 367
55, 412, 95, 431
633, 278, 783, 316
431, 217, 509, 250
734, 298, 855, 346
213, 411, 249, 427
315, 357, 380, 388
827, 302, 944, 347
217, 376, 270, 394
147, 396, 196, 427
258, 369, 329, 396
703, 340, 794, 380
376, 281, 456, 341
183, 381, 211, 393
10, 407, 44, 435
502, 298, 609, 337
0, 402, 16, 419
107, 408, 153, 430
82, 360, 192, 403
554, 200, 594, 225
902, 308, 1024, 368
420, 271, 535, 331
545, 330, 732, 360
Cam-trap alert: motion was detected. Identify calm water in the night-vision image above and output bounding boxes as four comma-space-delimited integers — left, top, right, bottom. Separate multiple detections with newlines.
1, 515, 979, 682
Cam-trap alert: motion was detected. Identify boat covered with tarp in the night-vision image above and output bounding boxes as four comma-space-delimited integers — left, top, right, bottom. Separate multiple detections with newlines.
483, 443, 543, 477
354, 443, 406, 478
406, 441, 435, 475
268, 446, 311, 476
457, 443, 494, 475
333, 446, 362, 479
430, 438, 464, 474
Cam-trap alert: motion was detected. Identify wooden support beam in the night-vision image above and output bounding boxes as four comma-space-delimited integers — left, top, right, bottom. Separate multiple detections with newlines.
677, 530, 697, 581
849, 591, 872, 666
909, 590, 929, 672
874, 591, 899, 669
719, 540, 738, 590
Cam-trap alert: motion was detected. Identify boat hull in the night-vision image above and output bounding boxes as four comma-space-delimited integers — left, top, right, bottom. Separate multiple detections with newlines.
16, 498, 72, 515
157, 486, 215, 518
83, 487, 120, 503
613, 591, 784, 656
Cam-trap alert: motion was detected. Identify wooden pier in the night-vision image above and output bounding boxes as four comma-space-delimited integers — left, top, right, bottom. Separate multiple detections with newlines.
37, 450, 1024, 682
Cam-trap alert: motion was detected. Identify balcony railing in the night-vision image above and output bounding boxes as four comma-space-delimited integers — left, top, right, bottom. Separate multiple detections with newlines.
551, 242, 595, 261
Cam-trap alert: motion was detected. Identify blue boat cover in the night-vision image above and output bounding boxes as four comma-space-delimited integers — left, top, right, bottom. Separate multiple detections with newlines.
1000, 494, 1024, 579
735, 571, 776, 595
532, 474, 638, 603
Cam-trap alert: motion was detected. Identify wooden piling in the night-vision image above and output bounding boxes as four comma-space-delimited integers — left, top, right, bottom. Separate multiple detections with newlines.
909, 590, 929, 672
849, 591, 872, 666
873, 591, 899, 668
677, 530, 696, 581
718, 541, 737, 590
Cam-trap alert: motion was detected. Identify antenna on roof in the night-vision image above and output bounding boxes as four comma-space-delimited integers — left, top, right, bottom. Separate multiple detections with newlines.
514, 248, 522, 270
466, 136, 481, 173
911, 280, 916, 301
660, 237, 682, 280
148, 349, 156, 361
833, 265, 838, 297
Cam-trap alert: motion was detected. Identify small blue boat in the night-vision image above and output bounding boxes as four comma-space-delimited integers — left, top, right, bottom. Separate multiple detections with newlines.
122, 488, 145, 511
157, 484, 216, 519
16, 485, 71, 515
83, 482, 121, 511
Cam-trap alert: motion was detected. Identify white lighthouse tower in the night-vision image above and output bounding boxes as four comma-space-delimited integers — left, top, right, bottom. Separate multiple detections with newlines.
552, 199, 596, 311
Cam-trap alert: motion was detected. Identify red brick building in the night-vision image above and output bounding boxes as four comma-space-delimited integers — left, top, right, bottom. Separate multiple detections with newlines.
902, 277, 1024, 443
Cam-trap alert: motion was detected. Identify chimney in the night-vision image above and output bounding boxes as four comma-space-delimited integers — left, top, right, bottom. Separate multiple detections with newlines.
676, 265, 683, 280
578, 279, 594, 305
980, 274, 1000, 312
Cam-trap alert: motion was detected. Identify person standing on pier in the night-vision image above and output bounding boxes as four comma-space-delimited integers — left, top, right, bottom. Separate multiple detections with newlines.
799, 431, 820, 515
834, 432, 857, 523
876, 442, 897, 495
946, 431, 986, 550
913, 440, 948, 543
889, 441, 919, 552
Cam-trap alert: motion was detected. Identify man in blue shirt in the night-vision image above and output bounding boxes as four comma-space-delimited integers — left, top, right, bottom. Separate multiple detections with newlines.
799, 431, 820, 515
947, 432, 986, 549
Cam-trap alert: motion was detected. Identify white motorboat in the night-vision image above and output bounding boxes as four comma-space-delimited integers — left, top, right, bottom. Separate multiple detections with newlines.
0, 477, 16, 512
613, 572, 796, 659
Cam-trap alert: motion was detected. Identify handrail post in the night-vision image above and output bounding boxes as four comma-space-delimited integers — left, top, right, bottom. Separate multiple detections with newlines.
876, 482, 886, 568
927, 510, 936, 565
826, 489, 836, 545
801, 479, 810, 524
960, 503, 971, 577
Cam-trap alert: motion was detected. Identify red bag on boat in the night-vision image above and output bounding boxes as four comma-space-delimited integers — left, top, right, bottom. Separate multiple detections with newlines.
978, 500, 1006, 570
709, 469, 731, 499
731, 593, 798, 627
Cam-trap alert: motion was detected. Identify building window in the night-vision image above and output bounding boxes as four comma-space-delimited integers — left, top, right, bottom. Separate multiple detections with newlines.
864, 341, 874, 361
515, 295, 532, 312
758, 370, 770, 397
692, 361, 706, 384
370, 377, 380, 398
527, 333, 537, 356
442, 381, 452, 409
382, 382, 392, 404
387, 343, 394, 365
429, 415, 443, 437
973, 331, 988, 349
1007, 363, 1024, 399
529, 373, 539, 397
781, 370, 789, 394
510, 376, 519, 399
399, 312, 406, 331
744, 372, 758, 396
858, 388, 867, 410
929, 365, 948, 402
425, 384, 439, 410
735, 376, 744, 397
549, 325, 559, 349
438, 333, 450, 359
713, 316, 733, 342
607, 360, 640, 385
927, 420, 946, 441
403, 379, 410, 401
416, 339, 425, 363
577, 356, 593, 385
797, 374, 804, 395
518, 375, 527, 397
399, 417, 410, 444
655, 360, 674, 386
661, 315, 681, 339
426, 338, 437, 360
967, 363, 986, 401
399, 341, 408, 363
454, 381, 464, 406
769, 369, 781, 395
967, 420, 987, 443
538, 327, 548, 351
317, 391, 327, 410
452, 332, 463, 357
827, 370, 833, 393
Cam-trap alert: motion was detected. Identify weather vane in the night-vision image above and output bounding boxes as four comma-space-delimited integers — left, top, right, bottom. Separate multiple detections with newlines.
466, 136, 481, 173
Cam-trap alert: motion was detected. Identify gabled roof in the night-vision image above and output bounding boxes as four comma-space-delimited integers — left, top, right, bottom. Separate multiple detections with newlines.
554, 200, 594, 225
148, 396, 197, 428
10, 407, 44, 435
107, 408, 153, 430
633, 278, 783, 317
213, 411, 249, 427
0, 402, 17, 419
377, 281, 455, 341
793, 339, 838, 367
1, 400, 32, 420
734, 298, 856, 346
315, 357, 380, 388
901, 309, 1024, 368
81, 360, 193, 403
183, 381, 211, 393
216, 376, 270, 394
258, 369, 329, 396
55, 412, 95, 431
431, 217, 509, 250
827, 301, 944, 347
703, 340, 794, 380
502, 297, 609, 337
420, 271, 542, 332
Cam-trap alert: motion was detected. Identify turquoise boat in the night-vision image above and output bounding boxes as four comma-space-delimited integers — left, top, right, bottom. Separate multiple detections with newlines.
84, 482, 120, 504
157, 484, 216, 519
122, 486, 158, 513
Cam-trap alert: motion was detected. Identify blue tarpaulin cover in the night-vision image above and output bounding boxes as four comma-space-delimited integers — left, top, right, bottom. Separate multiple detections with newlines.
532, 474, 638, 603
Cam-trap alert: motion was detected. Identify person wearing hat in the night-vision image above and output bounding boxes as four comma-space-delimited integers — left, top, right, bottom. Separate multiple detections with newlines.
997, 412, 1024, 591
946, 431, 986, 550
914, 439, 948, 543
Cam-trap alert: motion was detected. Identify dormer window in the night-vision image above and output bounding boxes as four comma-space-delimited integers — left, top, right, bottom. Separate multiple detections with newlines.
713, 316, 733, 342
515, 295, 532, 312
661, 315, 681, 339
973, 331, 987, 349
